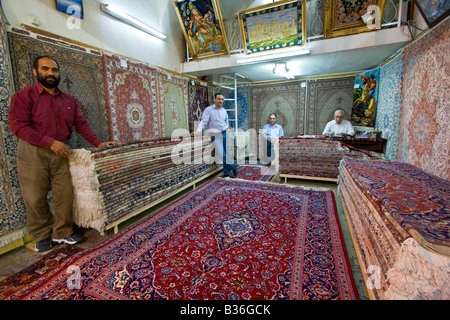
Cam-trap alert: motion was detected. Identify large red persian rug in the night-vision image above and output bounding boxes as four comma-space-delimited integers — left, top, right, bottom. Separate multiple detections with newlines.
3, 178, 358, 300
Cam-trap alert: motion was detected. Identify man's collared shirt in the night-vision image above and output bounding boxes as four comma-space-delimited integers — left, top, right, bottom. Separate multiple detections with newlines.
197, 104, 229, 134
322, 119, 355, 136
9, 83, 101, 148
262, 123, 285, 139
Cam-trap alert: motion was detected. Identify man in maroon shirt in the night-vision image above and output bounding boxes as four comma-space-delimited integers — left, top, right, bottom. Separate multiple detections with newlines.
9, 56, 117, 252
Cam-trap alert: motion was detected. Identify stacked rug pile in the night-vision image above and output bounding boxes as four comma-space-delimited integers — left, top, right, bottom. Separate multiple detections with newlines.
338, 157, 450, 300
69, 138, 218, 234
278, 137, 380, 180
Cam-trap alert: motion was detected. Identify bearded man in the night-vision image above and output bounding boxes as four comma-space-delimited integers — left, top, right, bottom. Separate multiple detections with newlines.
9, 56, 116, 252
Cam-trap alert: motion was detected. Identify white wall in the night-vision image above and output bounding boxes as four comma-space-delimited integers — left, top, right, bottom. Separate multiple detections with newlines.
1, 0, 186, 72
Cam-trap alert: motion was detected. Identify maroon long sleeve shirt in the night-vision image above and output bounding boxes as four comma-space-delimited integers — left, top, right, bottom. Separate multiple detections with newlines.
9, 83, 101, 148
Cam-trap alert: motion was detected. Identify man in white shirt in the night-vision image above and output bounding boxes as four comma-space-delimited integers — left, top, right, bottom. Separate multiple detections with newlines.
196, 93, 237, 178
323, 110, 355, 137
262, 113, 284, 159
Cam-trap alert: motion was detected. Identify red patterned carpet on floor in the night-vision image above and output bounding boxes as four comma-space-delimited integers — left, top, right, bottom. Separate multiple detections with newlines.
1, 178, 358, 300
236, 165, 274, 181
0, 246, 83, 299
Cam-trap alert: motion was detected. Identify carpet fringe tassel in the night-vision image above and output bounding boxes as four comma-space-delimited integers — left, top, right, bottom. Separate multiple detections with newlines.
69, 149, 107, 234
385, 237, 450, 300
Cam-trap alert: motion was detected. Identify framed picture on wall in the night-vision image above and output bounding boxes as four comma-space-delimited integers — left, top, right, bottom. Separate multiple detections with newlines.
55, 0, 83, 19
351, 68, 380, 128
414, 0, 450, 28
238, 0, 307, 54
324, 0, 386, 38
172, 0, 229, 60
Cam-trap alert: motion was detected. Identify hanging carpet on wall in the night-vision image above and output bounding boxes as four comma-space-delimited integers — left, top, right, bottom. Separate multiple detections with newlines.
249, 82, 306, 137
305, 77, 354, 135
103, 54, 161, 142
0, 21, 26, 248
157, 72, 189, 138
3, 178, 358, 300
187, 81, 209, 133
396, 17, 450, 180
223, 85, 250, 131
376, 53, 402, 161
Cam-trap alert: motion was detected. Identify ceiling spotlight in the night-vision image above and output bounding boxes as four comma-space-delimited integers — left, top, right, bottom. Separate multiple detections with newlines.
273, 62, 294, 79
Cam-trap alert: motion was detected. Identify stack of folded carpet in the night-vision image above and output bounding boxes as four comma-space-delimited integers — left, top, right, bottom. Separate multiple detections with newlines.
69, 138, 218, 234
338, 157, 450, 300
278, 137, 381, 180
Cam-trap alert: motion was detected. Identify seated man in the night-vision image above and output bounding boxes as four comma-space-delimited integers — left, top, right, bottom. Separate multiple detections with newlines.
323, 110, 355, 137
262, 113, 284, 159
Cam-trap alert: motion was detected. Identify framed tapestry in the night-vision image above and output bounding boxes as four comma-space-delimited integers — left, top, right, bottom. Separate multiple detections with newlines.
351, 68, 380, 128
414, 0, 450, 28
324, 0, 386, 38
238, 0, 307, 54
172, 0, 229, 59
55, 0, 83, 19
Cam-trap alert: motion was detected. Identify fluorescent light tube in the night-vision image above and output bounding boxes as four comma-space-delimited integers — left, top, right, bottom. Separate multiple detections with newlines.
237, 49, 311, 64
100, 3, 166, 40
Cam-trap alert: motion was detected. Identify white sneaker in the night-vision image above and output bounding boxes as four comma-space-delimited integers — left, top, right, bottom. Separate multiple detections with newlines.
52, 233, 83, 245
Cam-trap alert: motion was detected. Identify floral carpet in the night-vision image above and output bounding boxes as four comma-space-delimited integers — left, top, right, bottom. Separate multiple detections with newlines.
236, 165, 274, 182
0, 246, 83, 299
103, 54, 160, 142
339, 157, 450, 299
2, 178, 358, 300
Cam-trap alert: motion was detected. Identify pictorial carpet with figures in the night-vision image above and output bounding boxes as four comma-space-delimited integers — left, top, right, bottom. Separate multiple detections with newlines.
3, 178, 358, 300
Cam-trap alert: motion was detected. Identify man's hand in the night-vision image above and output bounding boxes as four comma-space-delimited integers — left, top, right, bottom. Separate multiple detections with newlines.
98, 141, 118, 148
50, 140, 70, 158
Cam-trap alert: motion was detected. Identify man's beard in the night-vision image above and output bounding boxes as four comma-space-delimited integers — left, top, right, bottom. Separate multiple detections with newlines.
37, 72, 60, 88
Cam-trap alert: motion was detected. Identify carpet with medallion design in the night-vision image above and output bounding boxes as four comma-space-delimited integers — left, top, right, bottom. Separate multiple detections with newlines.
102, 54, 161, 142
3, 178, 358, 300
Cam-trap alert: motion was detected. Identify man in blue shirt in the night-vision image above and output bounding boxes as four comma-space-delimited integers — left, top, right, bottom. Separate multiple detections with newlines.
196, 93, 237, 178
262, 113, 284, 160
